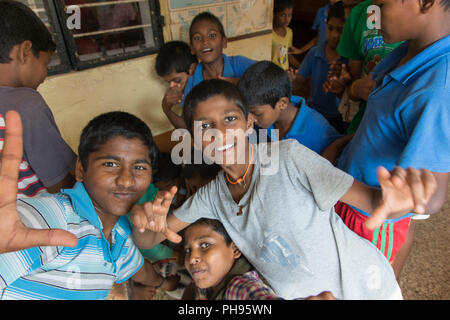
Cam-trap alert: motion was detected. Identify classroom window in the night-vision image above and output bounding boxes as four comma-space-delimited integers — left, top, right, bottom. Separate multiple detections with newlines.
19, 0, 164, 74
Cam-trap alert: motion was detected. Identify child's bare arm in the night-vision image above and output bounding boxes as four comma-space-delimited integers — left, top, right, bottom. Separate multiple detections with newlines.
131, 259, 180, 290
340, 166, 437, 230
162, 87, 187, 129
320, 134, 354, 164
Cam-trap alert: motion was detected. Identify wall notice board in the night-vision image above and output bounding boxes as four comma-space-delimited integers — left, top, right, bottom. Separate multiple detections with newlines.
166, 0, 273, 42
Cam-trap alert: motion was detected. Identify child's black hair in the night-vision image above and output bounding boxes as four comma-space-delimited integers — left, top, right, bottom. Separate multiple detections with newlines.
273, 0, 293, 13
237, 60, 291, 109
0, 0, 56, 63
78, 111, 158, 171
327, 1, 345, 22
440, 0, 450, 10
155, 41, 197, 77
152, 152, 182, 184
189, 218, 233, 246
183, 79, 249, 133
189, 11, 226, 40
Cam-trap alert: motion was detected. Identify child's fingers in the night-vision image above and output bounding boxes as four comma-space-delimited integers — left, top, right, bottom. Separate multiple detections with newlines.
25, 228, 78, 249
364, 201, 389, 230
164, 227, 182, 244
404, 168, 426, 214
376, 166, 394, 190
422, 169, 438, 203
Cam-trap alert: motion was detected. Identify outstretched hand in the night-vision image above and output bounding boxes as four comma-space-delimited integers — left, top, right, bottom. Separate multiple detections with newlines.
365, 166, 437, 230
131, 186, 182, 243
0, 111, 78, 254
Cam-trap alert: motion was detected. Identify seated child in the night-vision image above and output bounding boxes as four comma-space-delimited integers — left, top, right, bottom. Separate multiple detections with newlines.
182, 218, 283, 300
0, 111, 178, 299
292, 1, 349, 134
155, 41, 197, 129
182, 218, 337, 300
0, 0, 76, 197
132, 79, 437, 300
182, 11, 256, 104
237, 61, 342, 154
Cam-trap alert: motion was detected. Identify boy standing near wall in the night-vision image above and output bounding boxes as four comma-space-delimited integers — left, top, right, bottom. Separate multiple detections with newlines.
0, 1, 76, 197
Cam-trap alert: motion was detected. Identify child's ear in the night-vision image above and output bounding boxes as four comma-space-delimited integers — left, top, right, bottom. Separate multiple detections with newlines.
231, 243, 242, 259
222, 36, 228, 50
276, 97, 290, 110
246, 113, 256, 134
420, 0, 435, 13
75, 158, 85, 182
16, 40, 33, 65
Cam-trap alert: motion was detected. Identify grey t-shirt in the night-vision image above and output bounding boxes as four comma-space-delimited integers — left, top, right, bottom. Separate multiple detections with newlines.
174, 140, 401, 300
0, 87, 76, 195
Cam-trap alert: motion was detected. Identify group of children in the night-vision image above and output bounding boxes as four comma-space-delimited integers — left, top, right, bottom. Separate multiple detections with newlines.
0, 0, 449, 301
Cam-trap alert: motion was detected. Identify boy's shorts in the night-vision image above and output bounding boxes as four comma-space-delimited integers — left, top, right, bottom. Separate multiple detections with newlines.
334, 202, 411, 264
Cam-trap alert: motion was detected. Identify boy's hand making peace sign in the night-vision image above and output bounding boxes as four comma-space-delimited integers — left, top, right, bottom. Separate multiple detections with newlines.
131, 186, 182, 244
0, 111, 78, 254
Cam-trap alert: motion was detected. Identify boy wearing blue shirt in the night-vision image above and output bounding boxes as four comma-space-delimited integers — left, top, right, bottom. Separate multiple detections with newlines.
332, 0, 450, 278
238, 61, 342, 154
0, 111, 178, 299
293, 1, 348, 134
182, 12, 255, 105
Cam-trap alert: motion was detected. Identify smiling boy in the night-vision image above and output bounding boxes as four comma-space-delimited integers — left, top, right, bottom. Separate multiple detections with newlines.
131, 79, 438, 300
0, 111, 176, 299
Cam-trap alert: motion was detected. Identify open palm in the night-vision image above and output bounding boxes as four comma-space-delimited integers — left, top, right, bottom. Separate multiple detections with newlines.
0, 111, 77, 254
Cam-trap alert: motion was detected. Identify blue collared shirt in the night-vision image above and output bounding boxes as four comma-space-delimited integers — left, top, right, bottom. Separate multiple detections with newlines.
0, 182, 143, 300
267, 96, 342, 154
312, 5, 328, 48
182, 54, 256, 105
298, 42, 348, 118
337, 35, 450, 220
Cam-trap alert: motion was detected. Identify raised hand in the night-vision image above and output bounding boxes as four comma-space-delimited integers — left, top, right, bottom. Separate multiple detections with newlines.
0, 111, 78, 253
365, 166, 437, 230
162, 85, 184, 113
131, 186, 182, 243
323, 62, 351, 94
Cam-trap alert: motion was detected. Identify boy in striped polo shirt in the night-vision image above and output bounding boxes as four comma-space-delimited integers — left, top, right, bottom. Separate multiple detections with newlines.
0, 111, 178, 299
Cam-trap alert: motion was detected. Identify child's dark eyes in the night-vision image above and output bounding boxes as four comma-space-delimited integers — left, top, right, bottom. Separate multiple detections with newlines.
200, 242, 210, 250
225, 116, 237, 122
103, 161, 118, 168
208, 32, 217, 39
201, 122, 211, 130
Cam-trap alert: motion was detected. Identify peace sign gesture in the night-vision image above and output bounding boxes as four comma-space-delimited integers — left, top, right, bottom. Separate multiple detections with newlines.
0, 111, 78, 254
131, 186, 182, 244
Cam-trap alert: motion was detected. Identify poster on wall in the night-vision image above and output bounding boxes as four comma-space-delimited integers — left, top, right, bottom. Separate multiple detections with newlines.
167, 0, 273, 42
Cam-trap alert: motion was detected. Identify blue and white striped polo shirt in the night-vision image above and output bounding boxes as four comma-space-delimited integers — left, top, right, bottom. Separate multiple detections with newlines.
0, 182, 144, 300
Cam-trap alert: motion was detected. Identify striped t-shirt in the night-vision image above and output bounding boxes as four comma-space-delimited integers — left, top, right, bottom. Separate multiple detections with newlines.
0, 182, 144, 300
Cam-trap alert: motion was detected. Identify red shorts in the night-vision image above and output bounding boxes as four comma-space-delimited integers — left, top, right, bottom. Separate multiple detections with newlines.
334, 202, 411, 264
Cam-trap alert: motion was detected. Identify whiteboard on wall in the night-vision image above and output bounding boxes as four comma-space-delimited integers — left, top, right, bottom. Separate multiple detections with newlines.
167, 0, 273, 42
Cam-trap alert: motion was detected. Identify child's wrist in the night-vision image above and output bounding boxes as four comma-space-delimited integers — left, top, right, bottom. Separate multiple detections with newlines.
152, 276, 165, 289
